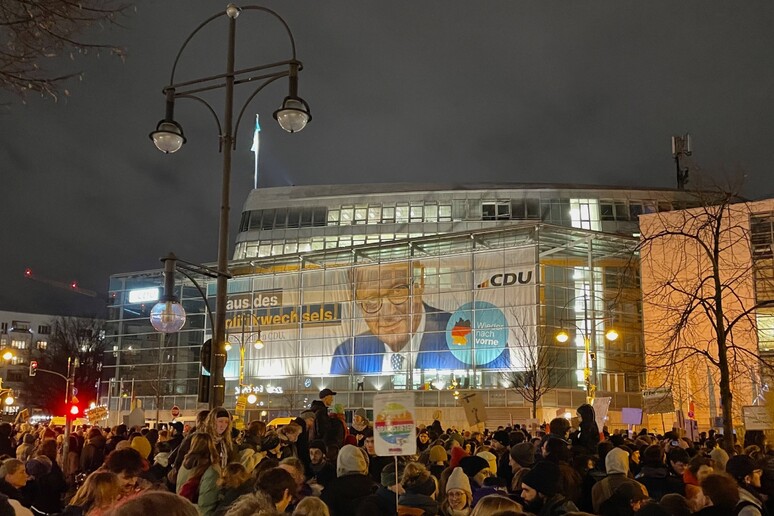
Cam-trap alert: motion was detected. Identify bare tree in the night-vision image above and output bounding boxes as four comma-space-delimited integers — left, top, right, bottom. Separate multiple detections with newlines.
27, 316, 105, 413
502, 311, 564, 419
0, 0, 129, 100
638, 183, 774, 451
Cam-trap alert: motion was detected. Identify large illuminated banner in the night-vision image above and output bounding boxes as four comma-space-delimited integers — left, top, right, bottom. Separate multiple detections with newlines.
221, 246, 537, 379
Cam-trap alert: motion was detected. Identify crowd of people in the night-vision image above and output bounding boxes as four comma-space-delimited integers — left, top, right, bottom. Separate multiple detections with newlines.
0, 389, 771, 516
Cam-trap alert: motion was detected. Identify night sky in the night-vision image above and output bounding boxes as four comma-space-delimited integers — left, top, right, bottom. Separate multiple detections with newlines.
3, 1, 774, 317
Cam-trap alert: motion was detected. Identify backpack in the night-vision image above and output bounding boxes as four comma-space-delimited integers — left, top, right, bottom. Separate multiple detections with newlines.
734, 500, 763, 516
179, 474, 202, 504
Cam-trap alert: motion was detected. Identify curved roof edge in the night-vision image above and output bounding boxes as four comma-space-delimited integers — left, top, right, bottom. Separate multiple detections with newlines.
246, 182, 692, 201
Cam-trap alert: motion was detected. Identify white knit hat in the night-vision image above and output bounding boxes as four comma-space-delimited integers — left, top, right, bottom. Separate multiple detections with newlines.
337, 444, 369, 477
446, 466, 472, 496
476, 451, 497, 475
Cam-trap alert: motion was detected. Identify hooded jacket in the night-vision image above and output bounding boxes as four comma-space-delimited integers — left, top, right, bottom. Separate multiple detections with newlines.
398, 491, 439, 516
591, 448, 648, 513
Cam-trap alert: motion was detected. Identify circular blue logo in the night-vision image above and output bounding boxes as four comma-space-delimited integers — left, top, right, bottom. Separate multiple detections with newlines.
446, 301, 507, 366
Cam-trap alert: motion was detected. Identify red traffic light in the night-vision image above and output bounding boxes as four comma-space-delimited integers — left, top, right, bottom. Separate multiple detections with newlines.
29, 361, 38, 377
24, 268, 32, 278
69, 404, 80, 416
70, 280, 78, 290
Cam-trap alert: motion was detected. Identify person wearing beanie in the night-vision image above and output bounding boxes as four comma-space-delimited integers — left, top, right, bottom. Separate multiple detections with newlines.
306, 439, 335, 489
447, 433, 465, 450
476, 451, 497, 476
440, 467, 472, 516
356, 462, 406, 516
449, 446, 469, 470
508, 442, 535, 496
261, 432, 283, 461
398, 462, 439, 516
521, 460, 578, 515
598, 481, 650, 516
203, 407, 236, 470
726, 454, 766, 515
429, 445, 448, 480
458, 454, 491, 506
459, 455, 490, 485
709, 446, 729, 472
417, 429, 431, 453
130, 436, 152, 461
321, 444, 376, 516
592, 447, 649, 513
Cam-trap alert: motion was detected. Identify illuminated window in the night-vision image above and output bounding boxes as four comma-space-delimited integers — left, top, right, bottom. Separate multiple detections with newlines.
569, 199, 600, 231
37, 341, 47, 350
11, 340, 27, 350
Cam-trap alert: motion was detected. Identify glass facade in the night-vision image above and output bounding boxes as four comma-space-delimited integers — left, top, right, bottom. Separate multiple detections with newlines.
103, 224, 643, 414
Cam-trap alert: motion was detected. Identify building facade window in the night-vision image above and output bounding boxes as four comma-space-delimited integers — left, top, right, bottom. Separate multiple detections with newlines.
36, 341, 47, 350
751, 213, 774, 352
482, 201, 510, 220
38, 325, 51, 335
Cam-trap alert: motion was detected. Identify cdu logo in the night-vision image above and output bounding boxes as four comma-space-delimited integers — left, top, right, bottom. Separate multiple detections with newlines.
477, 270, 533, 288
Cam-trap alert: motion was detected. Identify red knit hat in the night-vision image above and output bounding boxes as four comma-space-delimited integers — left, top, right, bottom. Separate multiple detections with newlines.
450, 446, 469, 469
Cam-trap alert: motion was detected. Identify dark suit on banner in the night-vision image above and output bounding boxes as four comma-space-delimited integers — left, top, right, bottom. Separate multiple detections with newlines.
330, 304, 509, 374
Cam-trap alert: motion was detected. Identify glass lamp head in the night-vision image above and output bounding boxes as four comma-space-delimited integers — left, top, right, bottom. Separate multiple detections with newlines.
273, 96, 311, 133
150, 120, 186, 153
150, 299, 187, 333
555, 330, 570, 343
1, 351, 12, 361
605, 329, 619, 341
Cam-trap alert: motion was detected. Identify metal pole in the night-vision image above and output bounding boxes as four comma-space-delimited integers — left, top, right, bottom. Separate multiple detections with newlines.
211, 11, 237, 409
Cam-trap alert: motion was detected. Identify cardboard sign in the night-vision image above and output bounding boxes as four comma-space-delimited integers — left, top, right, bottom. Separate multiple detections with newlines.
592, 397, 611, 430
373, 392, 416, 456
743, 405, 774, 430
459, 392, 488, 427
621, 407, 643, 425
643, 388, 675, 414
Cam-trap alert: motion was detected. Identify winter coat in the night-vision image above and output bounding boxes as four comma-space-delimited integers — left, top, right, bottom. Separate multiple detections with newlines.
80, 434, 107, 473
28, 460, 67, 513
214, 480, 254, 516
320, 473, 377, 516
0, 480, 28, 508
398, 491, 439, 516
737, 487, 765, 516
356, 485, 399, 516
176, 464, 219, 516
537, 494, 579, 516
591, 448, 647, 513
635, 463, 684, 500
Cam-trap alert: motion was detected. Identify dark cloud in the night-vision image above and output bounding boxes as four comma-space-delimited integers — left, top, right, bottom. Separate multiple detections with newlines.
2, 1, 774, 315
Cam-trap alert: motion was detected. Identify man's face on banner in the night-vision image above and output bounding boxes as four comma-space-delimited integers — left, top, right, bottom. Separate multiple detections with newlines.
354, 263, 424, 352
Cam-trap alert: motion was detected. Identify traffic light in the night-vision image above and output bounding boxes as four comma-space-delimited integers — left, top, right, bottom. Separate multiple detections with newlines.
24, 268, 32, 278
29, 361, 38, 377
70, 280, 78, 290
66, 396, 81, 423
198, 339, 212, 404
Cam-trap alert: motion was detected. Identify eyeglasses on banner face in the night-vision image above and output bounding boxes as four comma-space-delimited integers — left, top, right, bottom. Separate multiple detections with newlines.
357, 284, 412, 314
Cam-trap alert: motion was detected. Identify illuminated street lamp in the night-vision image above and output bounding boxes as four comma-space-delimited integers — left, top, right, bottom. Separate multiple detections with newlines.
555, 295, 620, 403
1, 350, 13, 361
150, 4, 310, 409
150, 255, 186, 333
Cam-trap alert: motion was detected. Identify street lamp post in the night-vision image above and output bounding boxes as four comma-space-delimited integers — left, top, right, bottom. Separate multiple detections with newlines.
150, 4, 311, 409
555, 295, 619, 403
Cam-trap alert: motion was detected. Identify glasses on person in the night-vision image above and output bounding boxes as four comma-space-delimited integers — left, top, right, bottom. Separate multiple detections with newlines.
357, 284, 412, 314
